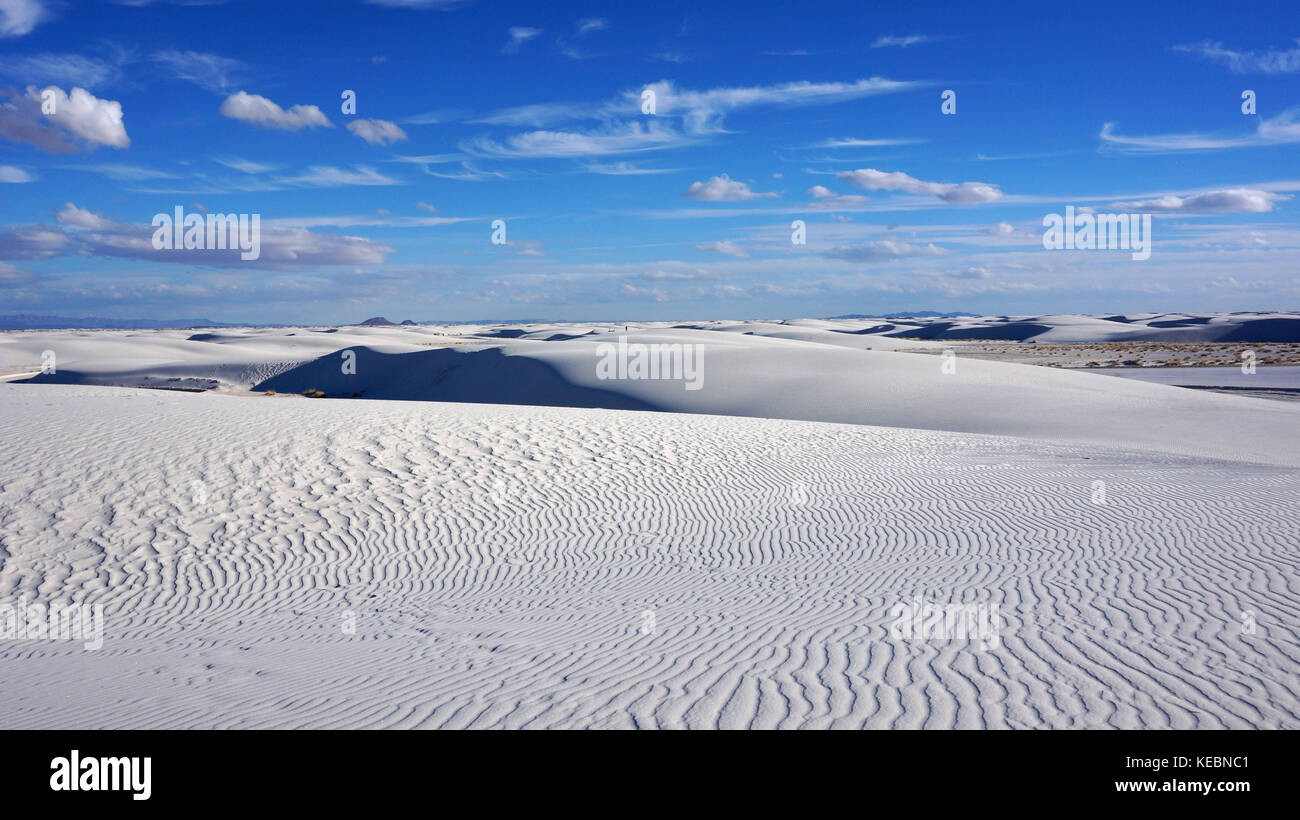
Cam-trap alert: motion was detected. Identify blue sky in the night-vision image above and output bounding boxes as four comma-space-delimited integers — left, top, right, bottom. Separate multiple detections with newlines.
0, 0, 1297, 323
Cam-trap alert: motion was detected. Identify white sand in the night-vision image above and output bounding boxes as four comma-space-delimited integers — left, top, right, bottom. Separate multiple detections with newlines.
1, 315, 1297, 728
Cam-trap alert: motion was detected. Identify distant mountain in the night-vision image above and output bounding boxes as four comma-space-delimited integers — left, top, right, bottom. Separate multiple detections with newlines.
827, 311, 980, 320
0, 315, 232, 330
357, 316, 397, 326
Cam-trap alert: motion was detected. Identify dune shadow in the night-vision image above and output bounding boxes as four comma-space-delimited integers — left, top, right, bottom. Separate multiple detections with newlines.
253, 346, 663, 412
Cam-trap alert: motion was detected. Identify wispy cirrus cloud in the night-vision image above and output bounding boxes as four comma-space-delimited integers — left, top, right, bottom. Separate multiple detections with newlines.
152, 50, 246, 93
0, 164, 36, 182
58, 163, 179, 181
871, 34, 936, 48
1173, 39, 1300, 74
825, 240, 946, 263
277, 165, 404, 187
502, 26, 542, 53
696, 240, 749, 258
465, 77, 923, 165
584, 161, 680, 175
214, 156, 280, 174
362, 0, 465, 7
465, 121, 685, 158
1100, 109, 1300, 153
813, 136, 923, 148
0, 53, 124, 88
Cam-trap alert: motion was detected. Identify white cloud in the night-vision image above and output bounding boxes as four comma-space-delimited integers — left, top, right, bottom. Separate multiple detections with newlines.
60, 163, 178, 181
56, 202, 113, 229
987, 221, 1015, 236
0, 0, 48, 38
416, 201, 437, 213
576, 17, 606, 36
584, 161, 679, 175
696, 240, 749, 258
809, 185, 834, 198
219, 91, 331, 131
683, 174, 778, 202
503, 26, 542, 53
0, 86, 130, 151
215, 156, 279, 174
278, 165, 404, 187
0, 165, 34, 182
837, 168, 1003, 204
824, 240, 946, 263
871, 34, 934, 48
815, 136, 922, 148
346, 118, 408, 145
1100, 110, 1300, 153
363, 0, 464, 7
0, 53, 122, 88
475, 77, 921, 136
1112, 188, 1289, 213
1174, 39, 1300, 74
153, 50, 245, 93
466, 121, 684, 158
0, 225, 70, 258
640, 78, 922, 134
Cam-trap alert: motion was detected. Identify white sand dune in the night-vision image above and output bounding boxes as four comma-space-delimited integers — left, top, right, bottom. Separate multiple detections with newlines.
6, 316, 1300, 466
1, 384, 1296, 729
1, 315, 1297, 729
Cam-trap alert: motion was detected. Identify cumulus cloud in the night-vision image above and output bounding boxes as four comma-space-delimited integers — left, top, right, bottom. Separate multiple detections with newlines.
824, 240, 946, 263
0, 164, 34, 182
219, 91, 331, 131
346, 118, 408, 145
503, 26, 542, 53
0, 86, 129, 152
56, 202, 113, 229
0, 225, 70, 259
0, 0, 47, 38
1173, 39, 1300, 74
837, 168, 1003, 204
682, 174, 777, 202
48, 210, 395, 267
1111, 188, 1289, 213
695, 240, 750, 258
806, 186, 867, 208
0, 260, 39, 288
987, 221, 1015, 236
